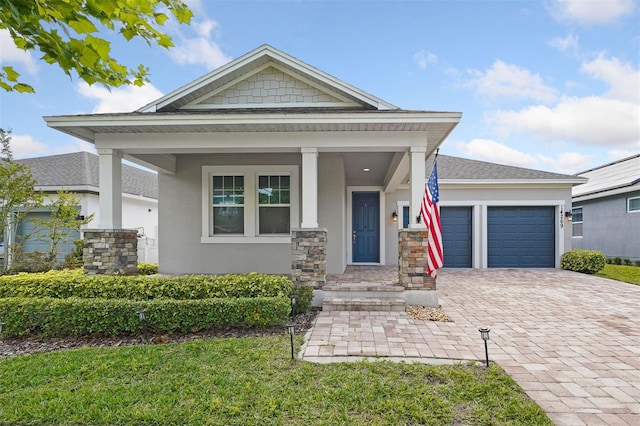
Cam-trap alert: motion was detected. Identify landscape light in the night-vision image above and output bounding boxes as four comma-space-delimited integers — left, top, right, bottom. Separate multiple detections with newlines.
137, 309, 148, 342
479, 327, 491, 368
287, 322, 296, 360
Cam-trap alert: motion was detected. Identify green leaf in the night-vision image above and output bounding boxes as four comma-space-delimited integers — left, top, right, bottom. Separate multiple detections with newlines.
14, 83, 35, 93
154, 13, 169, 25
68, 18, 98, 34
2, 66, 19, 82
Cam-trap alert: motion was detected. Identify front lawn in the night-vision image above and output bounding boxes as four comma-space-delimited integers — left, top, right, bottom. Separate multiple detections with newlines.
0, 337, 551, 425
596, 264, 640, 285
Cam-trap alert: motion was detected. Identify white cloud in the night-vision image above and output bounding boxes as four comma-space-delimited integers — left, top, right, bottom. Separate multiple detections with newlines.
491, 96, 639, 147
168, 18, 231, 70
607, 149, 639, 162
536, 151, 594, 174
549, 33, 579, 52
76, 82, 163, 113
548, 0, 636, 24
580, 55, 640, 103
0, 29, 39, 74
455, 138, 594, 173
10, 134, 95, 160
468, 60, 558, 103
455, 139, 539, 168
413, 50, 438, 70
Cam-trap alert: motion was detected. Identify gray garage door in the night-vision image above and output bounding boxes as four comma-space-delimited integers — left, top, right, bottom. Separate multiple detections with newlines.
487, 206, 555, 267
441, 207, 472, 268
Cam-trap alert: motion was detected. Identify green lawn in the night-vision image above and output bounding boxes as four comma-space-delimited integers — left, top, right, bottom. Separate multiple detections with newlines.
596, 264, 640, 285
0, 336, 551, 425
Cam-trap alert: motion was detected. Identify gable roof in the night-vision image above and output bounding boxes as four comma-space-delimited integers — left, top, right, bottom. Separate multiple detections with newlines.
17, 152, 158, 199
432, 154, 586, 184
137, 44, 398, 113
572, 154, 640, 201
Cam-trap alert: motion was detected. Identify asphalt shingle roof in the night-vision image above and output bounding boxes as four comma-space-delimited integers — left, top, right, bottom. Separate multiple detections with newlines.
17, 152, 158, 199
430, 154, 580, 181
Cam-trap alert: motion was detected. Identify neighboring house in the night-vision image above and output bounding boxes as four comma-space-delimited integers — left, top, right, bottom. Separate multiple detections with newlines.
9, 152, 159, 263
44, 44, 582, 279
571, 154, 640, 261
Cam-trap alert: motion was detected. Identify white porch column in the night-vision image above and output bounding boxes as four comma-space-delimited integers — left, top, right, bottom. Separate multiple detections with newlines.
98, 148, 123, 229
300, 147, 318, 228
409, 146, 427, 229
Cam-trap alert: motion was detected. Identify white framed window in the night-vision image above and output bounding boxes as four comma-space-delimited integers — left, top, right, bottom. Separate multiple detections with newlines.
628, 196, 640, 213
572, 206, 583, 238
202, 165, 299, 243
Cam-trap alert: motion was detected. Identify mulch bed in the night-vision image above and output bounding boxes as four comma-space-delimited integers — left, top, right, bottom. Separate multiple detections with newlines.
0, 311, 318, 361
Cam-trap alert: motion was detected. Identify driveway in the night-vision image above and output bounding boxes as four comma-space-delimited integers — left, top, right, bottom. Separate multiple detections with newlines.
301, 269, 640, 426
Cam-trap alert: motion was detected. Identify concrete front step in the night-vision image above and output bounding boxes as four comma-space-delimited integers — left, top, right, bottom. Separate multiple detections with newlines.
323, 297, 406, 312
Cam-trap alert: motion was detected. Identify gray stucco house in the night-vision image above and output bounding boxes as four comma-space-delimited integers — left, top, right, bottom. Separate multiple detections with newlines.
44, 45, 583, 299
572, 154, 640, 261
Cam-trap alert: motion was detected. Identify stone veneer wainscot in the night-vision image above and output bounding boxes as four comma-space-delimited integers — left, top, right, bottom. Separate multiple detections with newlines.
398, 230, 436, 290
291, 228, 327, 289
83, 229, 138, 275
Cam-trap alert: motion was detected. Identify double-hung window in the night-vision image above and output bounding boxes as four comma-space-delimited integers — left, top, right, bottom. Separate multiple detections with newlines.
571, 207, 583, 237
258, 175, 290, 234
628, 196, 640, 213
202, 165, 299, 243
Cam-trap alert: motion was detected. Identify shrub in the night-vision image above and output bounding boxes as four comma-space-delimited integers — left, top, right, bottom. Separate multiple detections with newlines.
635, 260, 640, 267
623, 258, 632, 266
292, 285, 314, 315
0, 270, 293, 300
561, 249, 606, 274
60, 240, 84, 270
0, 296, 290, 338
137, 262, 159, 275
613, 257, 622, 265
606, 258, 614, 264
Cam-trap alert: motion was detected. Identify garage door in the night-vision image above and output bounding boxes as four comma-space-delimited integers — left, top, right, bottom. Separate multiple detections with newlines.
441, 207, 472, 268
487, 206, 555, 267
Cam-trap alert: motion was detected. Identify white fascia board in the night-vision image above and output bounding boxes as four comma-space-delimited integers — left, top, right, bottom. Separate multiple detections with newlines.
34, 185, 97, 193
45, 111, 461, 128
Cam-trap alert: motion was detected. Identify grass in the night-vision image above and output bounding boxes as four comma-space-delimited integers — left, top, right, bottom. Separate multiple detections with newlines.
596, 264, 640, 285
0, 336, 552, 425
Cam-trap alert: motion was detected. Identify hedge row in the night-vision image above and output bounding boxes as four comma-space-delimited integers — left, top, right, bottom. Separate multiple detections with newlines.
560, 249, 606, 274
0, 296, 290, 338
0, 270, 293, 300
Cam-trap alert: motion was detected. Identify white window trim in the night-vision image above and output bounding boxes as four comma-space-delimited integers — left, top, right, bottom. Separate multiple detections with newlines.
201, 165, 299, 244
571, 206, 584, 223
627, 196, 640, 213
396, 201, 409, 230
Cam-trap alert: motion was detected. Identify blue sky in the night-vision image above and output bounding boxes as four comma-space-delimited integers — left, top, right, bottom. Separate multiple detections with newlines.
0, 0, 638, 174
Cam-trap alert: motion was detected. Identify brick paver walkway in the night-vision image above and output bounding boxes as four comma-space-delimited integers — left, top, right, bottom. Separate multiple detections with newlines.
301, 268, 640, 426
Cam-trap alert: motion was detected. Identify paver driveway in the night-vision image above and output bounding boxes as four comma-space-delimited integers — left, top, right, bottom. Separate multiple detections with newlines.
301, 269, 640, 426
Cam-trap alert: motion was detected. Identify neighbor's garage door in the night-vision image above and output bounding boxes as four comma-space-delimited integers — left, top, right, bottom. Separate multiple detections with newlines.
487, 206, 555, 267
441, 207, 472, 268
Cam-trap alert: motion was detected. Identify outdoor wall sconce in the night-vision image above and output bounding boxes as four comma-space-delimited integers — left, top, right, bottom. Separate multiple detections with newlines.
286, 322, 296, 360
137, 309, 148, 342
479, 327, 491, 367
74, 214, 85, 221
290, 294, 298, 320
564, 211, 573, 221
392, 211, 398, 222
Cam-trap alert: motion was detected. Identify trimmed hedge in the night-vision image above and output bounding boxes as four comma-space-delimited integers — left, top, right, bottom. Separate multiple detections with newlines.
137, 262, 159, 275
0, 296, 290, 338
0, 270, 293, 300
561, 249, 606, 274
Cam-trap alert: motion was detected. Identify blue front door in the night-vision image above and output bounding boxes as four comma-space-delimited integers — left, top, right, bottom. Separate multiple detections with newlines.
352, 192, 379, 263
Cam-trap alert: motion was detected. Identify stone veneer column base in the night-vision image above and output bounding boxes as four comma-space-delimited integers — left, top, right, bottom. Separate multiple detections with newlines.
398, 230, 438, 307
83, 229, 138, 275
291, 228, 327, 289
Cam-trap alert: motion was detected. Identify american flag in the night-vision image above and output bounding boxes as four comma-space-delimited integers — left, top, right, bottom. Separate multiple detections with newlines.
421, 162, 443, 278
